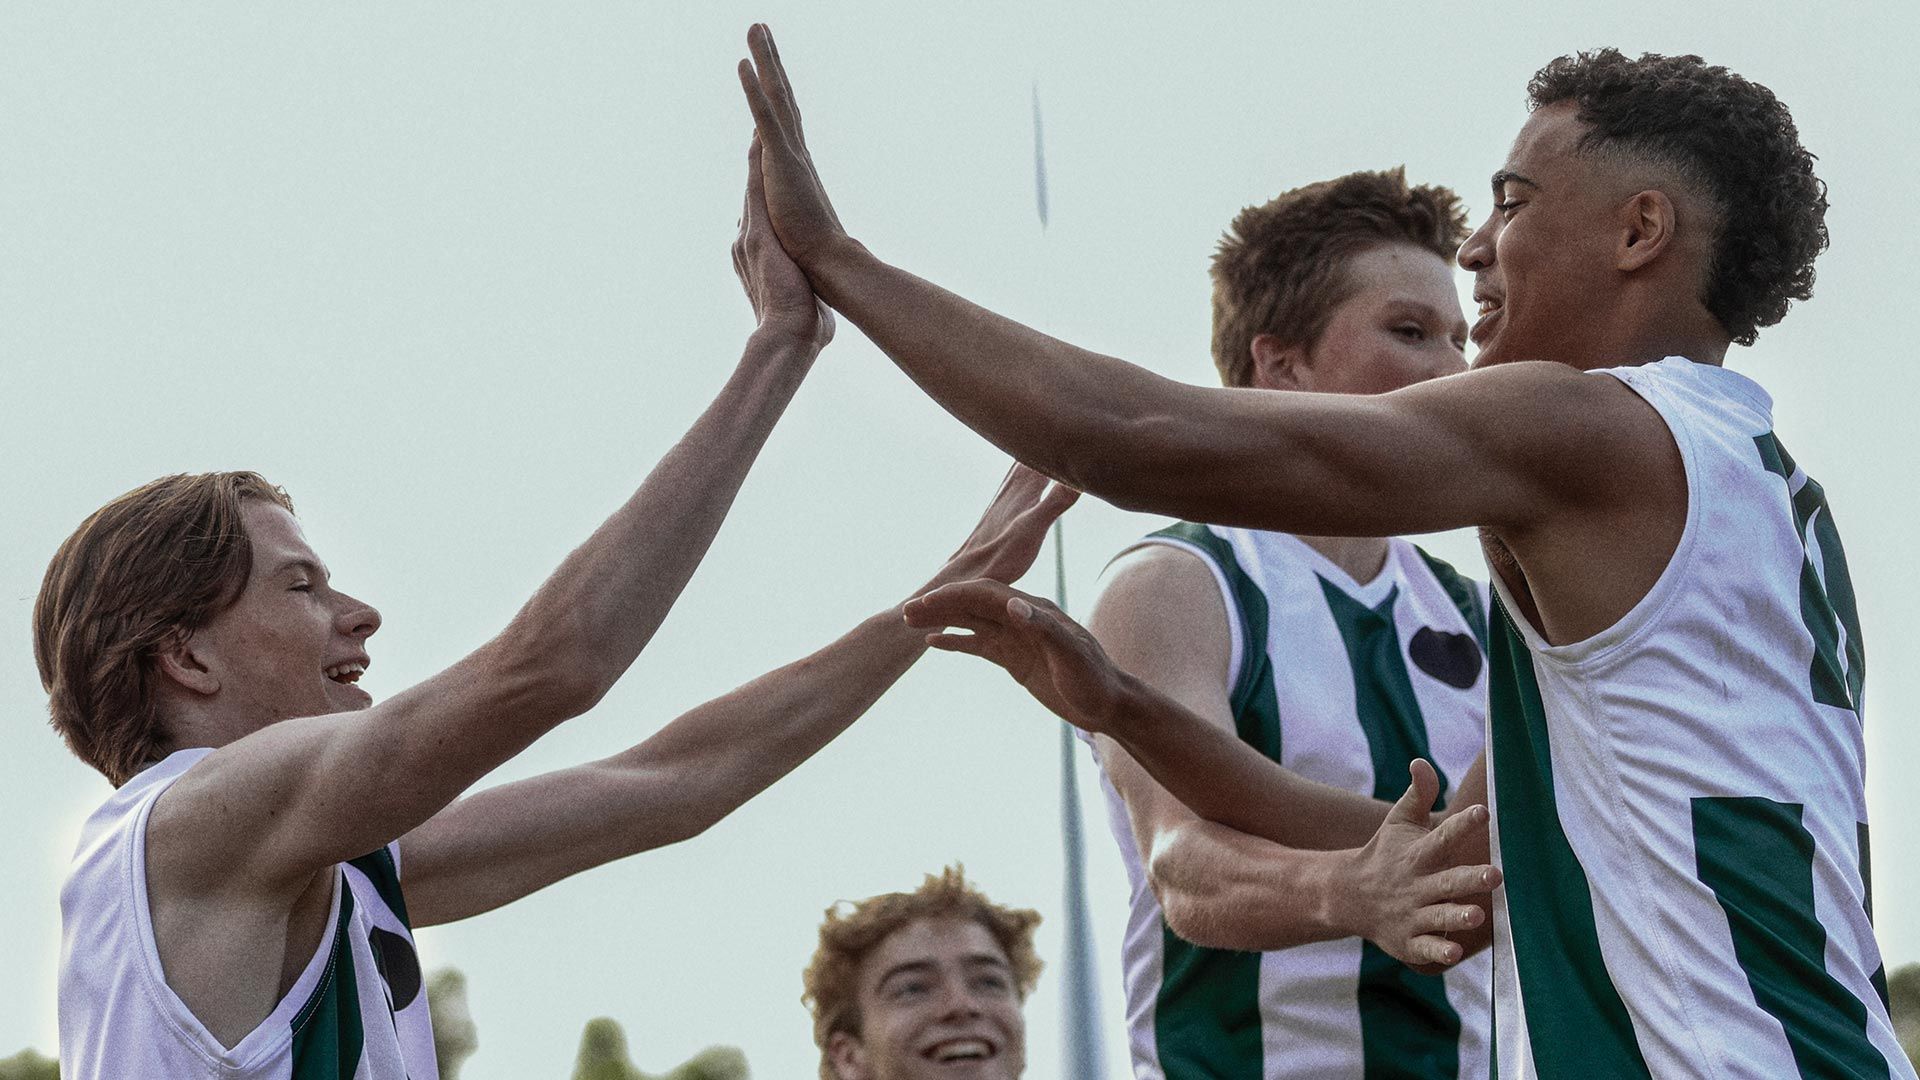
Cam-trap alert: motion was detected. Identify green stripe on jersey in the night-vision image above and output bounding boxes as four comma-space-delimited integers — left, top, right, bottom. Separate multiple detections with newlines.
1414, 547, 1488, 651
1693, 797, 1893, 1079
1321, 579, 1461, 1079
1755, 433, 1865, 716
1487, 596, 1651, 1077
1147, 523, 1278, 1078
290, 875, 366, 1078
349, 846, 411, 928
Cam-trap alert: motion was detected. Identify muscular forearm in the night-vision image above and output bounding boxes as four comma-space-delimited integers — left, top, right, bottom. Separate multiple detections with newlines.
404, 600, 927, 925
601, 600, 927, 841
1150, 819, 1356, 951
499, 329, 818, 716
806, 242, 1201, 503
1104, 671, 1389, 850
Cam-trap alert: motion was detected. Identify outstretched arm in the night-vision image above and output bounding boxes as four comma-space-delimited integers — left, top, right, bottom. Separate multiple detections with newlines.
399, 466, 1077, 926
1085, 547, 1491, 963
152, 138, 833, 901
736, 25, 1660, 541
906, 562, 1496, 966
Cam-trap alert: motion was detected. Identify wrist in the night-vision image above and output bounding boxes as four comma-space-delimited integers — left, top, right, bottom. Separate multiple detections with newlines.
1318, 848, 1366, 940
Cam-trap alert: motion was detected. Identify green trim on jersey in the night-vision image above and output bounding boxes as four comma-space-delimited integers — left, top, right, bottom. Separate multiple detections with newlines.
349, 846, 411, 929
1146, 523, 1276, 1080
1487, 594, 1651, 1077
1321, 578, 1462, 1080
289, 876, 366, 1079
1861, 822, 1889, 1009
1755, 433, 1865, 716
1693, 797, 1894, 1079
1413, 547, 1488, 651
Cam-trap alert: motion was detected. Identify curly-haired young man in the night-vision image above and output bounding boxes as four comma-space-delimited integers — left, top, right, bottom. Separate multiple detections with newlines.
803, 866, 1042, 1080
1087, 168, 1494, 1079
744, 33, 1914, 1079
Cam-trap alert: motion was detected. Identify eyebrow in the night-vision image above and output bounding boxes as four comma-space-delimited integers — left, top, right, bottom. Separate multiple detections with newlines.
875, 954, 1012, 989
271, 557, 329, 581
1490, 169, 1541, 195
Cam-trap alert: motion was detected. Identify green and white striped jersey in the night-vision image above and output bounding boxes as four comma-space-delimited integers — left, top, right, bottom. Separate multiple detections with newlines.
1485, 357, 1910, 1079
59, 748, 439, 1079
1094, 525, 1492, 1080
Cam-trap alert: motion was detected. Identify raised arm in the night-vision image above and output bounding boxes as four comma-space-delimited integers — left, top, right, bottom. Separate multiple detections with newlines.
398, 466, 1076, 926
151, 138, 832, 900
736, 26, 1669, 541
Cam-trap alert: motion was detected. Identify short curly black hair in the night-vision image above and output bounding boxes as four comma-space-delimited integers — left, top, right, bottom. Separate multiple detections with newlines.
1528, 49, 1828, 346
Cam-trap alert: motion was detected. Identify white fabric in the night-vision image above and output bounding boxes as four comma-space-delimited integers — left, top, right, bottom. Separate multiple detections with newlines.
58, 748, 438, 1079
1097, 530, 1492, 1080
1486, 357, 1911, 1079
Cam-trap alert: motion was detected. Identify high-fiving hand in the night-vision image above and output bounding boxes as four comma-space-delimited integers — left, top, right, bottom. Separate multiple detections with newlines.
737, 24, 851, 268
733, 134, 833, 351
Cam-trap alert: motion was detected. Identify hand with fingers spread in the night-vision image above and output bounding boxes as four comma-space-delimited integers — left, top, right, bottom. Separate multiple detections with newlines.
1334, 759, 1501, 970
904, 578, 1130, 732
923, 465, 1079, 593
737, 24, 850, 268
733, 134, 834, 351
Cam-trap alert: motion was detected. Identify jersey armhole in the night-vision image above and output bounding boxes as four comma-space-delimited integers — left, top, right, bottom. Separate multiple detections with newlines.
1111, 533, 1247, 695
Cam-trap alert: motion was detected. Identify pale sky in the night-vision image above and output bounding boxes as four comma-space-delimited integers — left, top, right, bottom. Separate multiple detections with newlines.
3, 3, 1915, 1077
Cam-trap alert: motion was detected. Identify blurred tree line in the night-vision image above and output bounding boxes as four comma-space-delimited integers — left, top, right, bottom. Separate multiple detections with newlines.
0, 966, 749, 1080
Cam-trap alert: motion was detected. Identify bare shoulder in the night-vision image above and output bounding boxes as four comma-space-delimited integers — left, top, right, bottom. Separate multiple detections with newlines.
1089, 540, 1233, 690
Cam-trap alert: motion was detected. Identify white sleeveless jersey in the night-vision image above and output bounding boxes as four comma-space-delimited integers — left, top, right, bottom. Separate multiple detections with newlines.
59, 748, 439, 1079
1484, 357, 1910, 1079
1094, 526, 1492, 1080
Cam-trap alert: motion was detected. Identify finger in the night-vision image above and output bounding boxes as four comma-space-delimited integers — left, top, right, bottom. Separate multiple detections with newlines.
736, 58, 785, 144
905, 581, 1022, 627
1385, 759, 1439, 827
1418, 803, 1491, 867
1405, 933, 1465, 968
745, 134, 770, 231
758, 25, 805, 138
1028, 480, 1081, 522
1408, 901, 1487, 936
1414, 863, 1502, 904
925, 631, 1009, 660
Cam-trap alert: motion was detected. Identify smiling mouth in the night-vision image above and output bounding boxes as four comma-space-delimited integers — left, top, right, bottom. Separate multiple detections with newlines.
924, 1038, 996, 1064
1470, 299, 1504, 345
324, 662, 367, 685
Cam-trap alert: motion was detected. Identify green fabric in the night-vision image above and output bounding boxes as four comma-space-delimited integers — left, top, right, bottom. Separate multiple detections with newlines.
1414, 546, 1488, 651
1755, 433, 1865, 715
1321, 579, 1461, 1079
1487, 596, 1650, 1078
290, 876, 366, 1078
1693, 797, 1892, 1079
1143, 523, 1276, 1079
349, 845, 411, 929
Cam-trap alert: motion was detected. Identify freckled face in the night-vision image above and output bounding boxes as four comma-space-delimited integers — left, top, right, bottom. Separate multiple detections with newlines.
833, 918, 1026, 1080
185, 502, 381, 729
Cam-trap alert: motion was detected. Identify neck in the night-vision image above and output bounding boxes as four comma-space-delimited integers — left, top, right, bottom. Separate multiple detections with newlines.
1567, 294, 1731, 371
1296, 534, 1391, 584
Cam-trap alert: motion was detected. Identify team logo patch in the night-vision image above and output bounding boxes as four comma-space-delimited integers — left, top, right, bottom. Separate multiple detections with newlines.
368, 926, 423, 1010
1409, 627, 1481, 689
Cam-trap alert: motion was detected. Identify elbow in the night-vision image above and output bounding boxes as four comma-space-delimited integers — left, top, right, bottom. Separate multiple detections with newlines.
483, 634, 610, 724
1145, 835, 1243, 951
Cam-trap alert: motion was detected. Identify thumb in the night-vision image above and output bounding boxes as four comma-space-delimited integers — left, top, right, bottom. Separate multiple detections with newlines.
1386, 758, 1440, 826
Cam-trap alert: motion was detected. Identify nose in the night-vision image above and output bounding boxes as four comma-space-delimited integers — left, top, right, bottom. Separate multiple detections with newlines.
937, 982, 985, 1020
335, 591, 382, 640
1458, 213, 1497, 272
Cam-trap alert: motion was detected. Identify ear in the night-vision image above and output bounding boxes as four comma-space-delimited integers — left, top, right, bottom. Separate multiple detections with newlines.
826, 1029, 873, 1080
1248, 333, 1311, 391
154, 632, 221, 698
1615, 189, 1677, 273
